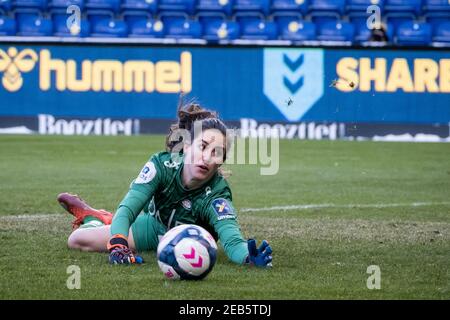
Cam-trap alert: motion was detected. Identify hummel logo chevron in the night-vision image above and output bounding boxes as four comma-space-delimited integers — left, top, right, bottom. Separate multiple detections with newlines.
183, 247, 203, 268
283, 54, 304, 72
282, 54, 304, 94
284, 76, 304, 94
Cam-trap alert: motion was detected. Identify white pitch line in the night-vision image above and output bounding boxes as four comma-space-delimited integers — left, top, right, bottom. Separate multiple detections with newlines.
0, 202, 449, 219
239, 201, 450, 213
0, 213, 61, 220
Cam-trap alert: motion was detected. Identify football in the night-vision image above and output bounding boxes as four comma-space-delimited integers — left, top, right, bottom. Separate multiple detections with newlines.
157, 224, 218, 280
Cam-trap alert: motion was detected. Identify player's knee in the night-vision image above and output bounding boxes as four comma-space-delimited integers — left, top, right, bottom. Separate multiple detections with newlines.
67, 230, 92, 251
67, 231, 80, 249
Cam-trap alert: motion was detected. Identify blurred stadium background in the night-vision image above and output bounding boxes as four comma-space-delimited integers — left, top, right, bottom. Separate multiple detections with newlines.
0, 0, 450, 299
0, 0, 449, 139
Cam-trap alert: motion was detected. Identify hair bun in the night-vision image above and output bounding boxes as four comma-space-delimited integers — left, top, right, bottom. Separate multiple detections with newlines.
177, 103, 217, 131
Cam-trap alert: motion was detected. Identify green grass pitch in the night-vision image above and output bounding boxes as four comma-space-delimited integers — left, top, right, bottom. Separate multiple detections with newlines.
0, 135, 449, 299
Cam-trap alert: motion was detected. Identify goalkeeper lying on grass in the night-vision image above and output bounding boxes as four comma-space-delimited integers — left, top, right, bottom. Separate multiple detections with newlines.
58, 101, 272, 268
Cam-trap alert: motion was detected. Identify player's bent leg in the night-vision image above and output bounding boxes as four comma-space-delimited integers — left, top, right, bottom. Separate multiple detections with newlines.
131, 212, 167, 252
67, 225, 137, 252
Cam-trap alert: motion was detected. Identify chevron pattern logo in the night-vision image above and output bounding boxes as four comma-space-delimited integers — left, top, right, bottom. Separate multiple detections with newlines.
183, 247, 203, 268
263, 49, 324, 121
283, 54, 304, 94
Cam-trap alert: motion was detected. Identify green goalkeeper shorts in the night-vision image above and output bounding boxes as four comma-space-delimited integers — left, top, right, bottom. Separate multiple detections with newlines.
131, 212, 167, 252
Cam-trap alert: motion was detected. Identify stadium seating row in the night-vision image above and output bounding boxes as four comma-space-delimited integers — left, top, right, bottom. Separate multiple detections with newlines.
0, 0, 449, 45
1, 14, 449, 46
1, 0, 450, 17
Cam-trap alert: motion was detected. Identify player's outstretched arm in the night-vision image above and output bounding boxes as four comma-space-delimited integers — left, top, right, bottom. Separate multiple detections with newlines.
204, 197, 273, 268
214, 220, 273, 268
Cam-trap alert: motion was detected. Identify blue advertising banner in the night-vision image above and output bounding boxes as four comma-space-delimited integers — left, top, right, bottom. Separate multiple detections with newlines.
0, 44, 449, 126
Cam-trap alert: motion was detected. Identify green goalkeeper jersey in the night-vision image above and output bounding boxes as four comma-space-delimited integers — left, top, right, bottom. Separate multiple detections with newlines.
111, 151, 249, 265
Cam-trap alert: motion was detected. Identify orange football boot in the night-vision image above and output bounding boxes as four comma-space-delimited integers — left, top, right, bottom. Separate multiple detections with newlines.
57, 193, 113, 229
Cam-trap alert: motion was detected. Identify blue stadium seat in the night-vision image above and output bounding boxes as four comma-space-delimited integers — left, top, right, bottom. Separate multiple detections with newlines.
121, 0, 158, 14
423, 0, 450, 31
385, 0, 422, 31
123, 12, 150, 28
17, 16, 53, 36
385, 0, 423, 15
395, 21, 432, 45
353, 21, 372, 42
271, 0, 309, 16
196, 0, 234, 16
239, 18, 278, 40
122, 0, 158, 28
279, 20, 316, 41
12, 0, 48, 10
49, 0, 86, 10
308, 0, 346, 15
317, 20, 355, 42
348, 11, 368, 27
196, 11, 228, 26
233, 0, 271, 16
86, 0, 122, 12
87, 0, 123, 27
432, 21, 450, 44
347, 0, 385, 13
13, 0, 47, 21
159, 0, 197, 15
387, 15, 417, 31
426, 14, 450, 32
423, 0, 450, 12
273, 12, 303, 30
128, 18, 165, 37
202, 19, 239, 40
53, 15, 91, 36
0, 16, 16, 35
160, 10, 189, 24
164, 18, 202, 38
90, 18, 129, 37
308, 0, 346, 24
0, 0, 12, 14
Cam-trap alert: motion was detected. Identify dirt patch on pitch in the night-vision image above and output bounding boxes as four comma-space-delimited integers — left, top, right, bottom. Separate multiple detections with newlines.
239, 216, 450, 244
1, 213, 449, 244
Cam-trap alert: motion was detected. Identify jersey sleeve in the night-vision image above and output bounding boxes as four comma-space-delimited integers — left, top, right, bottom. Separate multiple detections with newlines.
200, 194, 249, 265
110, 154, 164, 238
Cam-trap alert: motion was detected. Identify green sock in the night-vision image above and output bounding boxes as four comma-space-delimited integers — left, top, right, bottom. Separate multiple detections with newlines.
79, 216, 105, 229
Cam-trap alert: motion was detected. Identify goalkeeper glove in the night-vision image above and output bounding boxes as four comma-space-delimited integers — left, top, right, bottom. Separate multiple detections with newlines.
246, 239, 273, 268
107, 234, 143, 265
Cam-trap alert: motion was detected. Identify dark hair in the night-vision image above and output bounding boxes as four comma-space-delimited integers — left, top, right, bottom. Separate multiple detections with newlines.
166, 97, 230, 162
370, 23, 389, 42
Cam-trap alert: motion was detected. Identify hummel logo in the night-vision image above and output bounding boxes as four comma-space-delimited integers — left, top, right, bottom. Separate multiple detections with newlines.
0, 47, 38, 92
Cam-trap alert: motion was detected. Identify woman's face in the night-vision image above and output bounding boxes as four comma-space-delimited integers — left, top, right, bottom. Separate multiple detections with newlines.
183, 128, 226, 183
